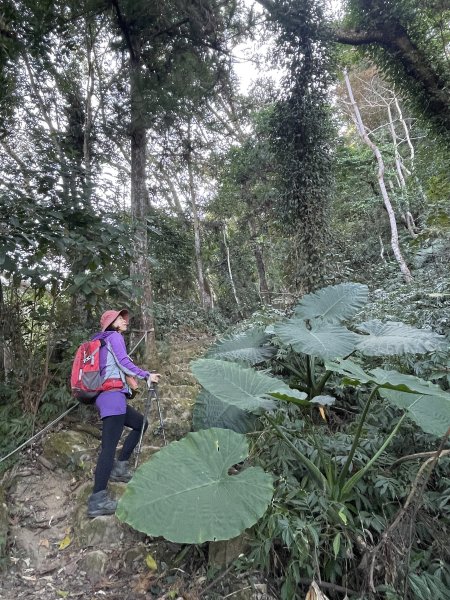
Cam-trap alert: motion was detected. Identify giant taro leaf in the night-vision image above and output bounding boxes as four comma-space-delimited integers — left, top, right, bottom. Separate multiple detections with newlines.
355, 320, 446, 356
380, 390, 450, 437
191, 359, 281, 413
324, 358, 373, 385
116, 428, 274, 543
369, 368, 449, 397
193, 389, 258, 433
326, 359, 449, 397
206, 329, 276, 365
274, 319, 359, 359
294, 282, 368, 323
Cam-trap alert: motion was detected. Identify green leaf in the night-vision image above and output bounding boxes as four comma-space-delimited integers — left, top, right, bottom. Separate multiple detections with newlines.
191, 359, 278, 413
116, 428, 274, 543
369, 369, 448, 397
380, 390, 450, 437
356, 320, 446, 356
326, 359, 447, 396
192, 390, 258, 434
310, 395, 335, 406
275, 319, 358, 359
333, 532, 341, 558
268, 387, 309, 405
325, 358, 373, 384
206, 329, 275, 365
338, 507, 347, 524
294, 282, 368, 322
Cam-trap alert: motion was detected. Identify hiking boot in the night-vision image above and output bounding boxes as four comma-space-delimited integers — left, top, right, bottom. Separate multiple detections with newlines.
87, 490, 117, 518
110, 460, 133, 483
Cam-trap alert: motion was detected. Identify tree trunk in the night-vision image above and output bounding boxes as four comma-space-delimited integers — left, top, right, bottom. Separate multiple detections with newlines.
344, 70, 412, 283
0, 278, 5, 382
248, 217, 270, 304
130, 57, 156, 361
223, 223, 244, 318
83, 19, 96, 201
186, 124, 212, 309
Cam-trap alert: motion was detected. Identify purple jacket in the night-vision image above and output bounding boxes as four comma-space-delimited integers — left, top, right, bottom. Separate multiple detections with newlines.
91, 331, 150, 389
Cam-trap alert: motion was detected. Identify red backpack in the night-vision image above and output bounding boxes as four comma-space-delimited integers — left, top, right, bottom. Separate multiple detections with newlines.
70, 339, 123, 404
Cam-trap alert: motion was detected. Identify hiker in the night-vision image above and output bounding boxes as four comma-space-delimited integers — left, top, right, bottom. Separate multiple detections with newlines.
87, 308, 160, 518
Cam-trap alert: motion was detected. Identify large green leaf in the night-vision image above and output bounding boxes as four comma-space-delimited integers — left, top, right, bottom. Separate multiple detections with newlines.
380, 390, 450, 437
268, 387, 309, 405
326, 359, 448, 396
324, 358, 373, 384
355, 320, 446, 356
369, 368, 449, 397
192, 390, 258, 433
206, 329, 275, 365
116, 428, 274, 543
294, 282, 368, 322
274, 319, 358, 359
191, 359, 280, 413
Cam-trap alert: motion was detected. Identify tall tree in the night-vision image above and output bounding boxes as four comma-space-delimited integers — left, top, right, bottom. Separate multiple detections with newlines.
258, 0, 335, 293
102, 0, 234, 357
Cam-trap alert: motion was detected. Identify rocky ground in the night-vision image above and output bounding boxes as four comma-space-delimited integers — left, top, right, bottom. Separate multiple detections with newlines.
0, 334, 278, 600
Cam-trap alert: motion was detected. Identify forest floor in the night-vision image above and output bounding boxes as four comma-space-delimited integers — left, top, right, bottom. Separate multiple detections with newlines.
1, 333, 276, 600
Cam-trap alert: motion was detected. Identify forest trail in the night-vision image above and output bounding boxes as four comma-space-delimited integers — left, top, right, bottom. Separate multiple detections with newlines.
0, 334, 276, 600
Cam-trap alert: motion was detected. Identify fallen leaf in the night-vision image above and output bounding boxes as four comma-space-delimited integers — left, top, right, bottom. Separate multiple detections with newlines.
56, 591, 69, 598
58, 535, 72, 550
39, 539, 50, 548
145, 554, 157, 571
305, 581, 330, 600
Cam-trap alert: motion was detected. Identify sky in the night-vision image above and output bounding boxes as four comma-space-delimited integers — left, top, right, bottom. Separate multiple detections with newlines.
233, 0, 344, 92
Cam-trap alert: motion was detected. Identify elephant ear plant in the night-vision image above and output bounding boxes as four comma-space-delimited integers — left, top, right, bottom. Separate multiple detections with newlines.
117, 282, 449, 542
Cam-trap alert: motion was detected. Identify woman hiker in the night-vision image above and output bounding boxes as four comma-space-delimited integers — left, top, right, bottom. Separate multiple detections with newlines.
87, 308, 160, 518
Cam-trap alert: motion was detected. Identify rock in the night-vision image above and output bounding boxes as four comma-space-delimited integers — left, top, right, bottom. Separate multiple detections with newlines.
208, 533, 250, 568
122, 543, 148, 569
78, 549, 108, 583
73, 483, 145, 548
41, 430, 98, 469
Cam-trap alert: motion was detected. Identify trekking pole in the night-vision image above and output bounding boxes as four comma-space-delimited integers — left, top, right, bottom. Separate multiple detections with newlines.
153, 384, 167, 446
135, 378, 155, 468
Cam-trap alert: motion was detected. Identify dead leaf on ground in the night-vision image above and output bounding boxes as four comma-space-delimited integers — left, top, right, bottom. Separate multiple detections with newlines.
305, 581, 331, 600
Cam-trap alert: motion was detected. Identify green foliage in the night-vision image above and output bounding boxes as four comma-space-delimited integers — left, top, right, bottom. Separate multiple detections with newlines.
294, 281, 369, 322
152, 299, 229, 338
356, 320, 446, 355
192, 389, 258, 433
117, 428, 274, 543
274, 318, 360, 359
206, 329, 275, 365
121, 284, 450, 555
119, 282, 449, 600
262, 0, 336, 291
344, 0, 450, 137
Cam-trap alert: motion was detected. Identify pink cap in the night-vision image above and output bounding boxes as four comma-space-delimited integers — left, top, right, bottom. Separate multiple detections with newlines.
100, 309, 129, 331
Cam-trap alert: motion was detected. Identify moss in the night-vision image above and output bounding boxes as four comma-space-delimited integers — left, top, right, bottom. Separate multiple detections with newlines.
42, 430, 97, 468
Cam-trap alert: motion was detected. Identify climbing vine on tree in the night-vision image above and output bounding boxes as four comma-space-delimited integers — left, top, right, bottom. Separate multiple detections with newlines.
259, 0, 335, 293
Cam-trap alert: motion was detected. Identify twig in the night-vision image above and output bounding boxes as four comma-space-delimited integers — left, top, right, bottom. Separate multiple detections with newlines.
198, 563, 235, 597
392, 448, 450, 468
298, 578, 358, 595
368, 427, 450, 592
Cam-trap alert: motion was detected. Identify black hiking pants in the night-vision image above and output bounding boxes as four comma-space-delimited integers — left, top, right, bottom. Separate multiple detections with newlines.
93, 405, 148, 493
